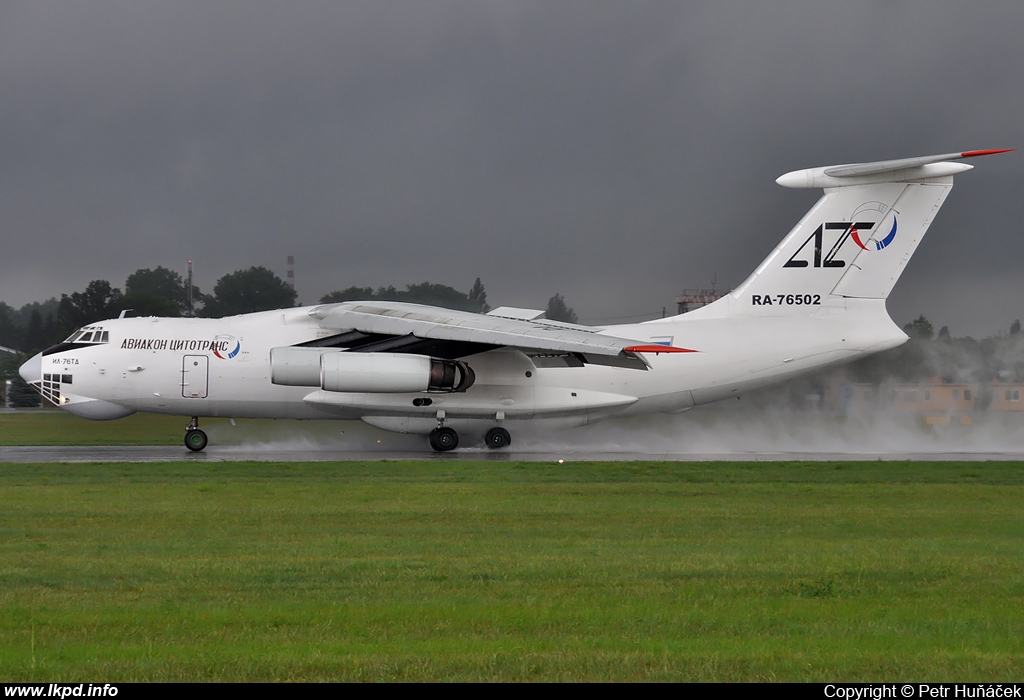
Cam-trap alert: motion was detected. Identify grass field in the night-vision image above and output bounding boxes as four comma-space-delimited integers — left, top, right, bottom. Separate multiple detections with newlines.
1, 460, 1022, 681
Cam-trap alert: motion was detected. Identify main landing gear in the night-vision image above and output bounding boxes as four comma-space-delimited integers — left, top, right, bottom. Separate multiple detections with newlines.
484, 426, 511, 449
184, 416, 208, 452
428, 426, 459, 451
426, 412, 512, 452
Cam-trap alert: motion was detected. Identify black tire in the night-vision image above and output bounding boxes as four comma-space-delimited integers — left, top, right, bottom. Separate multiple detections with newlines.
428, 427, 459, 452
185, 428, 208, 452
484, 427, 511, 449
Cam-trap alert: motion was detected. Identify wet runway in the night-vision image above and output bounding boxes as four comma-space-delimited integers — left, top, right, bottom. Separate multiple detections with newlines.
3, 445, 1023, 463
5, 408, 1024, 463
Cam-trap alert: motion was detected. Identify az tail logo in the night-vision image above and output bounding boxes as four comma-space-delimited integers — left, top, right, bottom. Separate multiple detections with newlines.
783, 216, 897, 268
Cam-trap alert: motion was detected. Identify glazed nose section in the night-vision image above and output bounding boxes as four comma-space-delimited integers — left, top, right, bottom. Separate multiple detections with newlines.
19, 352, 42, 384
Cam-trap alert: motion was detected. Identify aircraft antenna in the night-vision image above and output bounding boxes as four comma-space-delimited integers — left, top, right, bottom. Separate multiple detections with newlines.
187, 259, 194, 317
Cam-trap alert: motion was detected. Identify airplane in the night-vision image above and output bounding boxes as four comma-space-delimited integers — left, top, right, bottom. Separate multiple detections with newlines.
19, 149, 1012, 452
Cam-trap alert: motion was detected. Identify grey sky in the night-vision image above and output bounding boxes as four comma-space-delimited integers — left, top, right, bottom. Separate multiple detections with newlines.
1, 1, 1021, 337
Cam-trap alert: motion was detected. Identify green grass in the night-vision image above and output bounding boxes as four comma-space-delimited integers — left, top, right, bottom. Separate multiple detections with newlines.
0, 461, 1022, 681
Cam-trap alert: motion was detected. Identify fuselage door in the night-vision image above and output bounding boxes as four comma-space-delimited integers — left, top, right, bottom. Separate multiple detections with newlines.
182, 355, 209, 398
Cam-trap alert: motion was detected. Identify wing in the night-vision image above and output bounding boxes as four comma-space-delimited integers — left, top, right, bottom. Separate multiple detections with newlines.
304, 301, 672, 369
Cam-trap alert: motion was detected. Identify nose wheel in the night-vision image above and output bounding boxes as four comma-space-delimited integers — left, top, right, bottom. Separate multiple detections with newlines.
184, 417, 208, 452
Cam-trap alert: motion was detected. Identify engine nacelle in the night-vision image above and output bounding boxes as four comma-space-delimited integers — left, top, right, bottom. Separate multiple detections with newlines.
270, 347, 474, 393
270, 347, 324, 387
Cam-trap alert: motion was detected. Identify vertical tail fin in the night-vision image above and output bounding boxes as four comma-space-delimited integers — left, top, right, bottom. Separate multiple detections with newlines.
684, 150, 1010, 318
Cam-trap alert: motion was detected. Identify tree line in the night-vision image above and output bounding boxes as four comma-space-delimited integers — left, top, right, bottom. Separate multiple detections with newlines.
0, 266, 580, 355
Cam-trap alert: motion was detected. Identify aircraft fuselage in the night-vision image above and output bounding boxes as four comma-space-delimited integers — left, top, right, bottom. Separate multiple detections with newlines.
28, 299, 904, 434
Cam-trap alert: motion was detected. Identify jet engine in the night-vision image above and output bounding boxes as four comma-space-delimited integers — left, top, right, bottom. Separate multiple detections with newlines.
270, 347, 474, 393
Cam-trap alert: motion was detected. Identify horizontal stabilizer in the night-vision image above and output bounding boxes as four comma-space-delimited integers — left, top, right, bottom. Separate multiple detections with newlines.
777, 149, 1012, 189
824, 149, 1012, 177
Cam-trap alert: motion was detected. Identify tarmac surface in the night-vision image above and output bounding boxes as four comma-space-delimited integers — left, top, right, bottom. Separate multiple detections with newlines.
3, 445, 1024, 463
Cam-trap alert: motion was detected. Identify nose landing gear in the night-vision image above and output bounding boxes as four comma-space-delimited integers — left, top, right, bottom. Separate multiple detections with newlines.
184, 416, 208, 452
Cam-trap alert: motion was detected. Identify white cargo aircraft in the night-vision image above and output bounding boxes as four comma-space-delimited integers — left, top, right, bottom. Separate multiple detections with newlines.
20, 149, 1011, 451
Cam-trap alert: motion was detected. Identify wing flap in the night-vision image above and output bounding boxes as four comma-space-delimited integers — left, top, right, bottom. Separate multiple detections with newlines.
486, 306, 546, 321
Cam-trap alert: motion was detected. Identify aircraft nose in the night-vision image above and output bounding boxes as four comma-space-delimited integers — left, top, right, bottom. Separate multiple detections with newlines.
19, 352, 42, 383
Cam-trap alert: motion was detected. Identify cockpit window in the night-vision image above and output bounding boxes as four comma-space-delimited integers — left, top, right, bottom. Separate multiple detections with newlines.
62, 326, 110, 345
44, 325, 111, 357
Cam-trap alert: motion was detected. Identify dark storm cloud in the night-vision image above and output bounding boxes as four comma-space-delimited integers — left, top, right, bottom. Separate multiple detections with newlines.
1, 1, 1021, 336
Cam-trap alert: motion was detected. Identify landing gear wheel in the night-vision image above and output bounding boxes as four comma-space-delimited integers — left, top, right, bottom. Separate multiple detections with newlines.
185, 429, 208, 452
485, 427, 511, 449
428, 427, 459, 452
